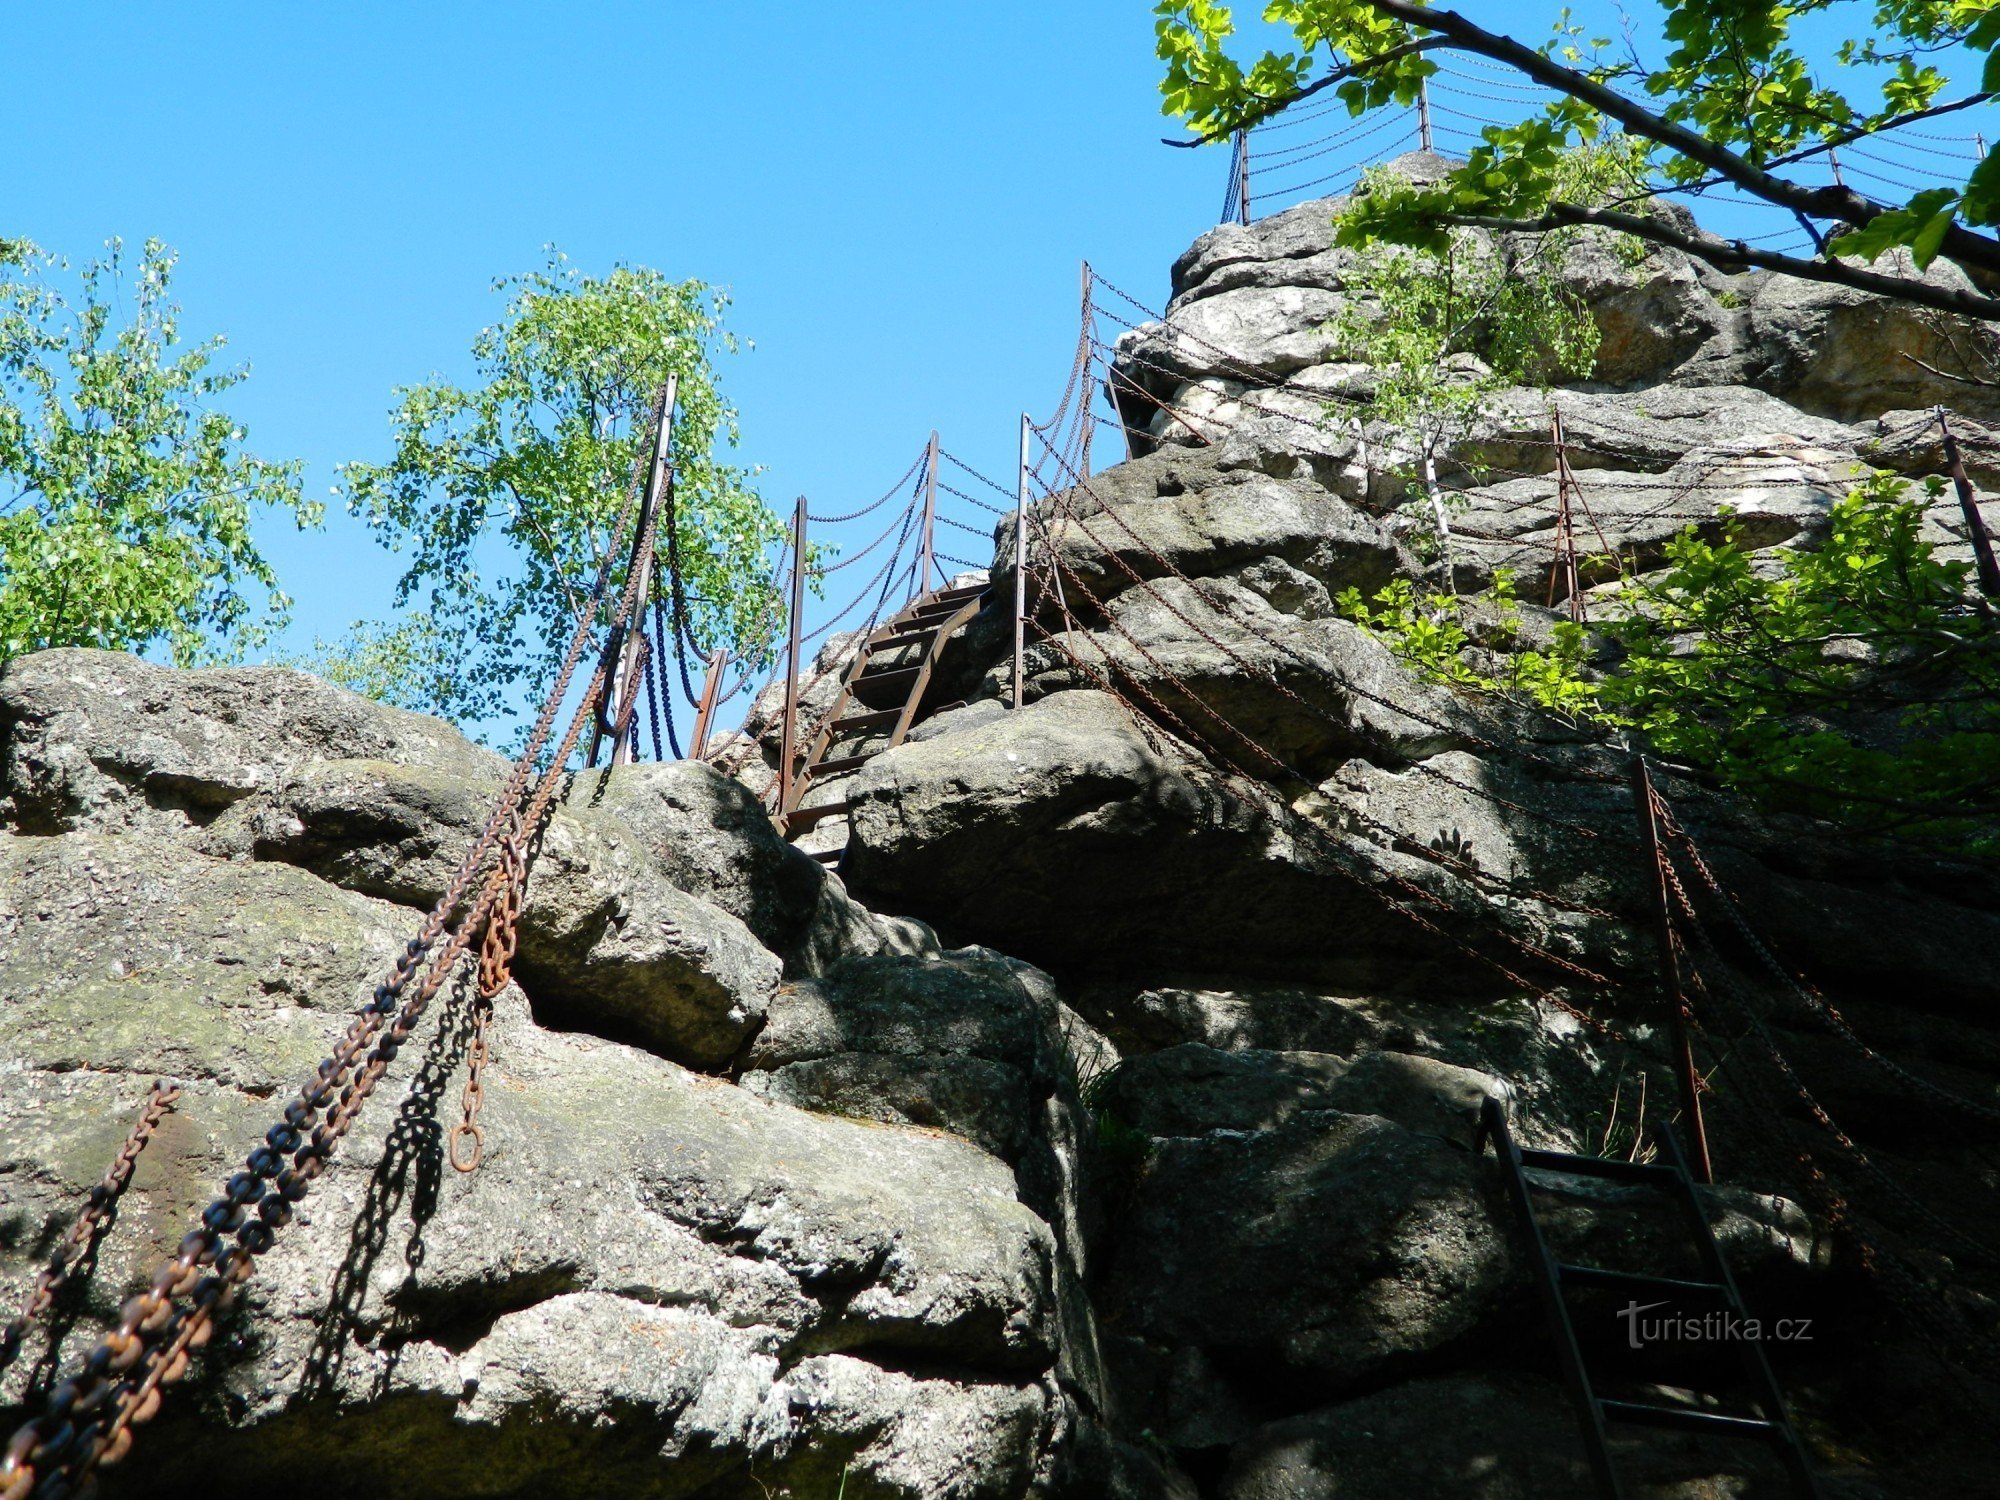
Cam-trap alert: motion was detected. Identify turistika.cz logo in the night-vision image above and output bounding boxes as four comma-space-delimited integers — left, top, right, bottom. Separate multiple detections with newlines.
1618, 1301, 1813, 1350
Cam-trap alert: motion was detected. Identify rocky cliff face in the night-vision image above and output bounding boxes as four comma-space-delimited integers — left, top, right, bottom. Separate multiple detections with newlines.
6, 178, 2000, 1498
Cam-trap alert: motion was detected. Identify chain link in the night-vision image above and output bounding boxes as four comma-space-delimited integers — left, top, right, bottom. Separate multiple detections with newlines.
0, 1082, 180, 1377
1, 386, 673, 1500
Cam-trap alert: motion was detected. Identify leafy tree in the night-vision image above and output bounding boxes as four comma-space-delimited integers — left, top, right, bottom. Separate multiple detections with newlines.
1327, 155, 1605, 563
273, 614, 454, 714
1156, 0, 2000, 321
338, 250, 781, 737
1343, 477, 2000, 853
0, 236, 317, 665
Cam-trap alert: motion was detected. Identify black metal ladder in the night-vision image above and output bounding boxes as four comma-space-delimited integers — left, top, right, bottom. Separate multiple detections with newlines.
1477, 1097, 1820, 1499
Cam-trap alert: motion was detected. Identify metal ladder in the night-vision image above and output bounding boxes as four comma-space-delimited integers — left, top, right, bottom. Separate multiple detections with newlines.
778, 580, 990, 861
1476, 1096, 1820, 1499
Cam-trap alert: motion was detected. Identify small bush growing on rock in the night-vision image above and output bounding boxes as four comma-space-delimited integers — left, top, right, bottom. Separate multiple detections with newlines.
1344, 476, 2000, 853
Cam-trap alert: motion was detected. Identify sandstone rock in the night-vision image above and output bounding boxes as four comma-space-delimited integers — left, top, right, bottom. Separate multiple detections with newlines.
227, 756, 784, 1069
1745, 254, 2000, 422
843, 690, 1465, 987
1104, 1107, 1510, 1387
3, 953, 1065, 1498
1028, 441, 1411, 610
1015, 575, 1476, 774
1471, 384, 1863, 479
0, 648, 505, 837
567, 761, 933, 976
1103, 1042, 1506, 1149
1216, 1371, 1808, 1499
741, 949, 1065, 1164
1560, 229, 1733, 387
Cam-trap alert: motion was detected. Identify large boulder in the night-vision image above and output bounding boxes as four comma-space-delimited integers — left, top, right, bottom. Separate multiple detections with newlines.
1744, 253, 2000, 423
0, 650, 1129, 1498
1217, 1372, 1813, 1499
1027, 441, 1412, 612
843, 690, 1477, 987
0, 648, 504, 837
1559, 227, 1736, 388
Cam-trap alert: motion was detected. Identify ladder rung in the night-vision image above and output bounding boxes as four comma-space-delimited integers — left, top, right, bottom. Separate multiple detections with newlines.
928, 583, 990, 602
809, 847, 844, 864
807, 752, 873, 779
1520, 1148, 1680, 1185
1558, 1264, 1729, 1298
1598, 1400, 1778, 1439
868, 625, 940, 651
828, 709, 903, 737
909, 595, 984, 619
856, 663, 921, 685
783, 800, 853, 833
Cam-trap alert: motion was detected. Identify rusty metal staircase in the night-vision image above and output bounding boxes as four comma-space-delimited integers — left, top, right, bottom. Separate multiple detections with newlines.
777, 580, 990, 862
1477, 1097, 1820, 1500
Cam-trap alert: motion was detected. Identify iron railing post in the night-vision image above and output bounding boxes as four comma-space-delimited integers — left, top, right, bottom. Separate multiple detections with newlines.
1939, 410, 2000, 597
1418, 77, 1435, 152
778, 496, 808, 813
1633, 755, 1712, 1183
1550, 409, 1584, 623
1080, 262, 1095, 481
593, 375, 676, 769
1014, 413, 1030, 709
689, 647, 727, 761
1236, 127, 1251, 225
918, 429, 939, 596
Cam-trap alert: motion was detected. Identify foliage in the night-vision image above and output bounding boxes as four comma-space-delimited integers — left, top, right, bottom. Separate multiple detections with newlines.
0, 236, 317, 666
1326, 152, 1605, 563
338, 249, 782, 738
1155, 0, 2000, 284
1343, 476, 2000, 852
1328, 156, 1603, 521
273, 614, 454, 715
1338, 568, 1598, 718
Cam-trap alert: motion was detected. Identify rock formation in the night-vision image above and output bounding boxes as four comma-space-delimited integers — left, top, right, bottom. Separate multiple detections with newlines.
7, 166, 2000, 1497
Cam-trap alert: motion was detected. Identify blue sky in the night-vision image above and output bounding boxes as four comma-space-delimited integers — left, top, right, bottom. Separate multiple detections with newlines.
6, 3, 1992, 738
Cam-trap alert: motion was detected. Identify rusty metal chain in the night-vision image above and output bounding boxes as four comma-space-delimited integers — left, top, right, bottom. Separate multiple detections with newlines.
1654, 822, 1999, 1267
1031, 497, 1623, 1025
1032, 446, 1630, 925
450, 826, 527, 1175
1654, 794, 2000, 1127
0, 1082, 180, 1377
1035, 376, 1630, 793
1, 389, 672, 1500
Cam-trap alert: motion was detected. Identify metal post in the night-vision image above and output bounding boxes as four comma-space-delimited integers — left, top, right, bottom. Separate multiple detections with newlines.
1550, 410, 1584, 623
1235, 127, 1251, 225
778, 497, 808, 813
1014, 413, 1030, 709
594, 375, 676, 770
1828, 143, 1844, 187
1418, 77, 1434, 152
1633, 756, 1713, 1184
689, 647, 727, 761
1080, 262, 1095, 481
917, 429, 939, 597
1938, 410, 2000, 597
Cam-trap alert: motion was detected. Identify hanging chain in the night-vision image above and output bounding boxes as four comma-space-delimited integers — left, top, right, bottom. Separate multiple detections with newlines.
0, 1082, 180, 1375
451, 827, 527, 1174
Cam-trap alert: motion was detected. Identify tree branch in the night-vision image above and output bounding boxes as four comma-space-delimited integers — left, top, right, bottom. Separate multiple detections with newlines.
1161, 35, 1454, 147
1247, 0, 2000, 277
1436, 203, 2000, 321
